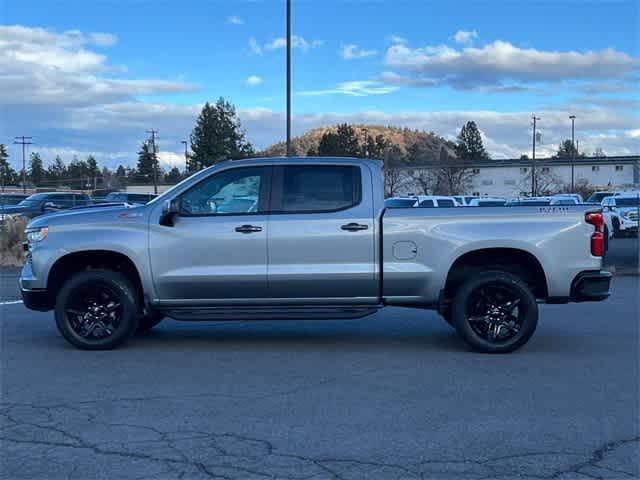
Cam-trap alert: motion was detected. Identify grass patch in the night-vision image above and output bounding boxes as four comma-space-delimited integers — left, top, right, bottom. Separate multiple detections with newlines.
1, 215, 28, 266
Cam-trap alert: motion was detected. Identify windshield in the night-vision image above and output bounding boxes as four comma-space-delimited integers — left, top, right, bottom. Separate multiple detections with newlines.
587, 192, 613, 203
616, 198, 640, 207
17, 195, 48, 207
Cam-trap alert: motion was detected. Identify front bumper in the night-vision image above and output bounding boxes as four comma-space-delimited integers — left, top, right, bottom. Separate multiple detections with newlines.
19, 262, 53, 311
570, 270, 612, 302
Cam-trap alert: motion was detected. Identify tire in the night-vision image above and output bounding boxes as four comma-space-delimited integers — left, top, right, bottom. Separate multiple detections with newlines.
137, 311, 164, 333
451, 271, 538, 354
55, 269, 140, 350
441, 308, 454, 328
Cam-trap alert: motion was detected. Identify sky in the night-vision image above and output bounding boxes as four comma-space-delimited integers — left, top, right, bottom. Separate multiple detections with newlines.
1, 0, 638, 170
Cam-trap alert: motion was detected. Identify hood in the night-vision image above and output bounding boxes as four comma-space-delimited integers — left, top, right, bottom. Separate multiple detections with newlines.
0, 205, 34, 215
27, 204, 148, 229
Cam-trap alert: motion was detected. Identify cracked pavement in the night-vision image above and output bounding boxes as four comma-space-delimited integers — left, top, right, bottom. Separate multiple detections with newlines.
1, 276, 638, 479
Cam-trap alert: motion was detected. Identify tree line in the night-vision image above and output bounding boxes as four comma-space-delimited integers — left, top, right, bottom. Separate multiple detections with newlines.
0, 94, 605, 193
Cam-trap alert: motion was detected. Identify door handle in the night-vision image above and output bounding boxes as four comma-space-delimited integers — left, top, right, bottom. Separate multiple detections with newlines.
235, 224, 262, 234
341, 222, 368, 232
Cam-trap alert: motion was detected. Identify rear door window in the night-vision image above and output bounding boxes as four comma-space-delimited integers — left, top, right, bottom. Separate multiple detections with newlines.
274, 165, 360, 213
418, 199, 435, 208
437, 199, 455, 207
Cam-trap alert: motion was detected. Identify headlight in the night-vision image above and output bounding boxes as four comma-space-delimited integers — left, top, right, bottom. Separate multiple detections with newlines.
621, 212, 631, 220
25, 227, 49, 243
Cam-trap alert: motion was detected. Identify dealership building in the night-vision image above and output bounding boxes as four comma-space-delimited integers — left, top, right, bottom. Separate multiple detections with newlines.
393, 155, 640, 197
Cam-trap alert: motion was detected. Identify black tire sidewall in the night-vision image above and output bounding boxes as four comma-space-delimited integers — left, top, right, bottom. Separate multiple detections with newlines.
451, 271, 538, 354
55, 270, 140, 350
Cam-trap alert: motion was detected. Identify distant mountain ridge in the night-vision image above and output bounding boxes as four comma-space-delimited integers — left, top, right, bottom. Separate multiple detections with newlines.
260, 125, 457, 165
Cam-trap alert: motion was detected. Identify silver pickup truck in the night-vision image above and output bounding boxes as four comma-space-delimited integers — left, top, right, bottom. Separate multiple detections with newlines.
20, 157, 611, 353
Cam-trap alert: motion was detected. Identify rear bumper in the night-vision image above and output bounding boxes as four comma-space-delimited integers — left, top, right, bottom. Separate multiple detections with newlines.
570, 270, 612, 302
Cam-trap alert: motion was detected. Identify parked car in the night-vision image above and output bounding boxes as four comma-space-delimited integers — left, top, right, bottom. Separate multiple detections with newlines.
506, 197, 552, 207
0, 192, 91, 225
453, 196, 477, 206
0, 193, 28, 206
552, 193, 583, 204
468, 197, 507, 207
587, 191, 616, 204
21, 157, 610, 353
104, 192, 157, 204
550, 197, 580, 206
602, 194, 639, 238
415, 196, 460, 207
384, 196, 418, 208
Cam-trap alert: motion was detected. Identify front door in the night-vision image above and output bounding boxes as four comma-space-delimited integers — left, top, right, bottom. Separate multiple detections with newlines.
267, 164, 377, 302
149, 166, 271, 303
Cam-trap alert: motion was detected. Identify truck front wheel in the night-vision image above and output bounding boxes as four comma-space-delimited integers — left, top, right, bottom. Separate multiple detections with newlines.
451, 271, 538, 354
54, 270, 140, 350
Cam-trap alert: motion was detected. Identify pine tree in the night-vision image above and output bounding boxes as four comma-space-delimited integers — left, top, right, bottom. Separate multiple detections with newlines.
28, 152, 46, 186
455, 121, 489, 161
0, 144, 17, 186
165, 166, 182, 184
317, 124, 361, 157
189, 97, 254, 170
135, 142, 156, 184
555, 139, 584, 159
47, 155, 67, 186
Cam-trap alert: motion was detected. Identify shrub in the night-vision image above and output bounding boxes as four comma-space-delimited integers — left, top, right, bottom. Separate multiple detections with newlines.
0, 215, 28, 266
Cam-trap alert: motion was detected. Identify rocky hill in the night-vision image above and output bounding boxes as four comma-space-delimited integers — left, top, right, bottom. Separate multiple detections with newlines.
260, 125, 456, 165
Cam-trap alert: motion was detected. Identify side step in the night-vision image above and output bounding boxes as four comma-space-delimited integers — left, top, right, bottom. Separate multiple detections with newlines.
160, 305, 382, 322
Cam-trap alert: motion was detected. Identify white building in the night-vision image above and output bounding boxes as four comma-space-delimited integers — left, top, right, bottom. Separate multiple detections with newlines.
393, 155, 640, 197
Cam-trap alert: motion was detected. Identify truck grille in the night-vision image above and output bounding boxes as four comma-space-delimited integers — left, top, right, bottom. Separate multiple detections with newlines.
628, 211, 639, 222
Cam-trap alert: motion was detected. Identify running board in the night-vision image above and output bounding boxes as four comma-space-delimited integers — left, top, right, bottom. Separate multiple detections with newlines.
160, 305, 382, 322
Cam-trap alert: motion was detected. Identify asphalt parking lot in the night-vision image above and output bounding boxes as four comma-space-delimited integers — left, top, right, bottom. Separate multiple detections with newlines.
1, 264, 639, 479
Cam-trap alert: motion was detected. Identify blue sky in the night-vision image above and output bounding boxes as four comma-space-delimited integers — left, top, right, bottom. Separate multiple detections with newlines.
1, 0, 638, 168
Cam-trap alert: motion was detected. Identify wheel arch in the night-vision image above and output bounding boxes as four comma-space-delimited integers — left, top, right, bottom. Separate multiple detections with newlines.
48, 250, 144, 303
444, 247, 549, 301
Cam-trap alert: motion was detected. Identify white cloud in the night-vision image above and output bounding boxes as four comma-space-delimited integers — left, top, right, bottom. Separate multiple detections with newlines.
246, 75, 263, 86
452, 30, 478, 45
157, 151, 186, 168
340, 44, 378, 60
380, 71, 437, 87
225, 16, 244, 25
384, 40, 637, 90
248, 37, 262, 55
389, 35, 408, 45
264, 35, 323, 52
298, 81, 398, 97
88, 32, 118, 47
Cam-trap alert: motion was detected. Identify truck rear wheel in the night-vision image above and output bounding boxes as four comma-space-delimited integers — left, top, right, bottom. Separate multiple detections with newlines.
55, 270, 140, 350
451, 271, 538, 353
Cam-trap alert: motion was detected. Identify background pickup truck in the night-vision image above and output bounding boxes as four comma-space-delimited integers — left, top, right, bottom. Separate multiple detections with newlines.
20, 157, 611, 353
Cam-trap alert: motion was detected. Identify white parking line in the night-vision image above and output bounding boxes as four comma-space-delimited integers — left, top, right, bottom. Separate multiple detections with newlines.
0, 300, 23, 305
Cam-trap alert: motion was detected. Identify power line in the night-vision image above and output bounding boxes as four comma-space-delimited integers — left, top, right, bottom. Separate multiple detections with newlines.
14, 136, 33, 194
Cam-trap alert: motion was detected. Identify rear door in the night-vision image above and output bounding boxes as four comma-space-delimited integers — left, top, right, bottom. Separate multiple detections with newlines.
267, 164, 377, 302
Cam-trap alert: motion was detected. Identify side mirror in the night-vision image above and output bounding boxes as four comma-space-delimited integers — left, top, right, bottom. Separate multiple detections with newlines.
160, 198, 181, 227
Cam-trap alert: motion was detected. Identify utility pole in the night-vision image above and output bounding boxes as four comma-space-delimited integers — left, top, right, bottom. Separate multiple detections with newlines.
570, 115, 576, 193
14, 136, 33, 193
362, 128, 369, 158
285, 0, 292, 156
531, 116, 540, 197
181, 140, 189, 173
146, 129, 158, 194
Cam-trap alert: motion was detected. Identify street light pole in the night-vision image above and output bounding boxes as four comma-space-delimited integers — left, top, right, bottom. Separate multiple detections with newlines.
531, 116, 540, 197
570, 115, 576, 193
285, 0, 292, 156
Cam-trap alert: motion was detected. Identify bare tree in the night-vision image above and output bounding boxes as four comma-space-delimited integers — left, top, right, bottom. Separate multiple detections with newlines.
411, 169, 433, 195
519, 169, 563, 196
432, 166, 476, 195
383, 168, 407, 197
